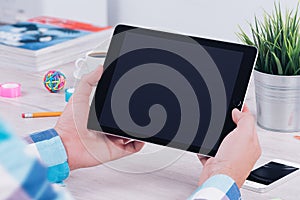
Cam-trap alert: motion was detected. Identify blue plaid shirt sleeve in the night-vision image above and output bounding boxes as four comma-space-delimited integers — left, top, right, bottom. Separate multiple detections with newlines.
24, 129, 70, 183
0, 123, 73, 200
188, 174, 241, 200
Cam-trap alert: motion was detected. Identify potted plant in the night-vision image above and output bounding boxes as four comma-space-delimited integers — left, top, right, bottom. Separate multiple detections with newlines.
238, 3, 300, 132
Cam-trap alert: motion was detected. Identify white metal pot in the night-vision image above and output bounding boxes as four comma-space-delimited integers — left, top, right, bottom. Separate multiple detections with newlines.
254, 70, 300, 132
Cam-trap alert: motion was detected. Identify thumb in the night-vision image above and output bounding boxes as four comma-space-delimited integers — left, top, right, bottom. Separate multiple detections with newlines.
232, 108, 243, 124
74, 65, 104, 98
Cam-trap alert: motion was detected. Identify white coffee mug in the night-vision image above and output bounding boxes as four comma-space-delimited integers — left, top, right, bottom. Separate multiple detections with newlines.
74, 51, 107, 79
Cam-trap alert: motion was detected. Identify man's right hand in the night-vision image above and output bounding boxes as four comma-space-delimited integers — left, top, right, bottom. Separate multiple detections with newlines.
198, 105, 261, 188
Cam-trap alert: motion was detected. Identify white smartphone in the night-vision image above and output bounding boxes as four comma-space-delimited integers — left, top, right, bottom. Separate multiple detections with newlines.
243, 159, 300, 193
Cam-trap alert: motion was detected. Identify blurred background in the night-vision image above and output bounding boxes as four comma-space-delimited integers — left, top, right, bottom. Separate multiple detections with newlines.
0, 0, 298, 42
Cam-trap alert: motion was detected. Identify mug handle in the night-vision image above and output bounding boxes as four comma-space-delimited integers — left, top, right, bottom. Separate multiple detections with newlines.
75, 58, 87, 70
74, 58, 88, 79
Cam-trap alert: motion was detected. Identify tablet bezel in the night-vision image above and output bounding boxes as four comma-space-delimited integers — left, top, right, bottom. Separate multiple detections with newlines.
91, 24, 257, 156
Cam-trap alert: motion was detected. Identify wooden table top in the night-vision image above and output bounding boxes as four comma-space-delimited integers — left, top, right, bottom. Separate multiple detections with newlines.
0, 46, 299, 200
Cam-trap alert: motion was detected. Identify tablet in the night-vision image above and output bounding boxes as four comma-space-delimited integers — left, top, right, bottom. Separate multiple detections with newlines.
88, 24, 257, 156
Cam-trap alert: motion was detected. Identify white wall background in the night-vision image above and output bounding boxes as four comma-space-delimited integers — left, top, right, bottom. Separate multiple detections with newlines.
1, 0, 298, 40
0, 0, 107, 26
107, 0, 299, 43
41, 0, 107, 26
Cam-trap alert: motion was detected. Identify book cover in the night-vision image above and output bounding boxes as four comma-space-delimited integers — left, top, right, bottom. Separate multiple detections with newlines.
0, 17, 111, 51
0, 22, 91, 51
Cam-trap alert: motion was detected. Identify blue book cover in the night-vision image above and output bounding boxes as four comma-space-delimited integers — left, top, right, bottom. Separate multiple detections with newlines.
0, 22, 91, 51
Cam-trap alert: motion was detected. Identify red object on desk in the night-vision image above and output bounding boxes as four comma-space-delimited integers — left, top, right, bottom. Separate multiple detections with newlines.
294, 135, 300, 141
28, 16, 111, 32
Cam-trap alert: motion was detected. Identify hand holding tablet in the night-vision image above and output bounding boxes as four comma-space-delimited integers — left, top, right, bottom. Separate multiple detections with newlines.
88, 24, 257, 157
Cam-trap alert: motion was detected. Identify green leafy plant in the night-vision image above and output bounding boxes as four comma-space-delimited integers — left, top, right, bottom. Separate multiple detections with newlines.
238, 3, 300, 75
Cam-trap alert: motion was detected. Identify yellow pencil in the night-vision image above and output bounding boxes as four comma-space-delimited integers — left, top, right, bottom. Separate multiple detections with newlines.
22, 112, 62, 118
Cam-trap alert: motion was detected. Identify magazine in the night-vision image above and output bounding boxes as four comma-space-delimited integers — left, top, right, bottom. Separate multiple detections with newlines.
0, 16, 111, 71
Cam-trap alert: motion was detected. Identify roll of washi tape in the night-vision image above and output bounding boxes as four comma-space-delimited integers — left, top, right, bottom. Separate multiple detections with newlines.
0, 83, 21, 98
65, 87, 75, 102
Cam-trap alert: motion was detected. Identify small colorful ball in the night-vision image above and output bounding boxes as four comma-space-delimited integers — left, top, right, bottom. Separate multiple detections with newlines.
43, 70, 66, 93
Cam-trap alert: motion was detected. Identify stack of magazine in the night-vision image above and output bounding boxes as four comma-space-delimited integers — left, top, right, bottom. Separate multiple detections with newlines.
0, 16, 111, 71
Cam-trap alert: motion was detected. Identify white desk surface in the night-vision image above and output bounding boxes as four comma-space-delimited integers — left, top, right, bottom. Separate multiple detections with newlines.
1, 53, 300, 200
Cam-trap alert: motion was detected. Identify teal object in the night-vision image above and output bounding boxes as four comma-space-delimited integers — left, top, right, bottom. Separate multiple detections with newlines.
65, 87, 75, 102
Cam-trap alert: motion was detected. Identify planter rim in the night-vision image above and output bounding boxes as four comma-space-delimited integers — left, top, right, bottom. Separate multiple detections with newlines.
254, 69, 300, 78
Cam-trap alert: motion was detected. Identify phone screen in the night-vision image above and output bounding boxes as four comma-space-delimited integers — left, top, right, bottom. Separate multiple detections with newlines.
247, 161, 299, 185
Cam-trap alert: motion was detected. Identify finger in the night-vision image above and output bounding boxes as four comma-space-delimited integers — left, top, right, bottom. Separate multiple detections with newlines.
232, 109, 255, 134
74, 65, 104, 98
232, 108, 255, 127
242, 104, 250, 113
122, 141, 145, 155
132, 141, 145, 152
232, 108, 253, 124
197, 154, 209, 166
106, 135, 126, 145
106, 135, 145, 153
232, 104, 250, 124
123, 138, 132, 144
82, 65, 104, 86
106, 135, 131, 145
232, 108, 243, 124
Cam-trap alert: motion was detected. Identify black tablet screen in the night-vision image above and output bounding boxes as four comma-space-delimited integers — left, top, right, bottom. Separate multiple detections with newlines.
88, 25, 256, 155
